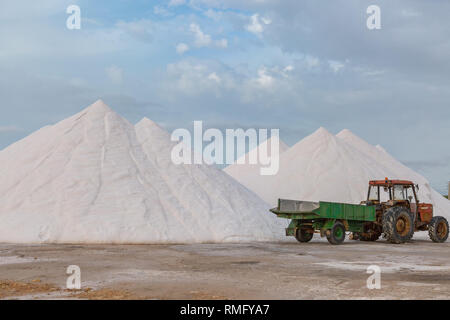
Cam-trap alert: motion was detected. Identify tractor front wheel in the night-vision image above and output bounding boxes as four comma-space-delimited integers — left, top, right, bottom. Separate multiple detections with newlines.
382, 207, 414, 244
326, 222, 346, 245
295, 228, 314, 243
428, 216, 449, 243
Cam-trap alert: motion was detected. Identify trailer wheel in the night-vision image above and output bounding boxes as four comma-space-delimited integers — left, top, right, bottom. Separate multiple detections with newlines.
326, 222, 346, 245
428, 216, 449, 243
382, 207, 414, 244
295, 228, 314, 243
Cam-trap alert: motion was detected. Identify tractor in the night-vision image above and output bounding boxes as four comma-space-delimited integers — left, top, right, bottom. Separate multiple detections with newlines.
270, 179, 449, 244
354, 179, 449, 244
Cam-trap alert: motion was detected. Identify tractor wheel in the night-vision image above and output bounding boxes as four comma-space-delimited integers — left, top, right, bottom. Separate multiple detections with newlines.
382, 207, 414, 244
326, 221, 346, 245
295, 228, 314, 243
359, 232, 381, 242
428, 216, 449, 243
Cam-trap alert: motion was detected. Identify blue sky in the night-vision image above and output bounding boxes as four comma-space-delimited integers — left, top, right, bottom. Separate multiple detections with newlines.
0, 0, 449, 194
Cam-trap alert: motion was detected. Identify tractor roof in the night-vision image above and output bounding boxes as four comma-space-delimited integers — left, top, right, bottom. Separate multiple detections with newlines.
369, 179, 414, 187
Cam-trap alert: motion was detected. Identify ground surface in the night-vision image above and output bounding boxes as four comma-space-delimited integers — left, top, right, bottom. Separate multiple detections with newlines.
1, 234, 449, 300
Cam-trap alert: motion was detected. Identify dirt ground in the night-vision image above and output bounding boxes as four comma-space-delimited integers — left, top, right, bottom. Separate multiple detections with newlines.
0, 233, 449, 300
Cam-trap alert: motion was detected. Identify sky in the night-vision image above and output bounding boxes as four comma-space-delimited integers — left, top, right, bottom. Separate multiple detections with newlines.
0, 0, 449, 194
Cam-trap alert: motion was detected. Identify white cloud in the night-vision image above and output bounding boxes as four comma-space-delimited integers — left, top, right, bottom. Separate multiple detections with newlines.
163, 60, 300, 102
208, 72, 221, 83
261, 17, 272, 25
246, 14, 263, 34
281, 65, 294, 77
255, 67, 274, 87
190, 23, 212, 47
189, 23, 228, 49
165, 60, 220, 96
105, 65, 123, 84
176, 43, 190, 54
328, 60, 345, 73
246, 14, 271, 35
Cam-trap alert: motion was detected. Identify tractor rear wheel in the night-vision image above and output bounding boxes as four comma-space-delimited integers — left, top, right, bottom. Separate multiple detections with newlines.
326, 221, 346, 245
382, 207, 414, 244
428, 216, 449, 243
295, 228, 314, 243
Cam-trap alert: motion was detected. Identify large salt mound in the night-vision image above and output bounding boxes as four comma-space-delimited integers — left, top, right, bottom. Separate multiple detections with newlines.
0, 100, 284, 243
224, 127, 450, 220
224, 136, 289, 196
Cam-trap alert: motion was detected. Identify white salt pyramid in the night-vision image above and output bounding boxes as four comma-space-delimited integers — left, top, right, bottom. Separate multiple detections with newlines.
0, 100, 285, 243
224, 136, 289, 195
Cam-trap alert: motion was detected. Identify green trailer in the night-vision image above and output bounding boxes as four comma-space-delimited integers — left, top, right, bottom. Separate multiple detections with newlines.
270, 199, 376, 244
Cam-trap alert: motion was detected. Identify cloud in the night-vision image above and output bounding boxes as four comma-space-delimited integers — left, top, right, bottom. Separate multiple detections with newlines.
281, 65, 294, 77
190, 23, 212, 47
189, 23, 228, 49
328, 60, 345, 73
246, 14, 271, 34
164, 60, 225, 96
105, 65, 123, 84
255, 67, 274, 87
176, 43, 190, 54
160, 59, 301, 108
207, 72, 221, 83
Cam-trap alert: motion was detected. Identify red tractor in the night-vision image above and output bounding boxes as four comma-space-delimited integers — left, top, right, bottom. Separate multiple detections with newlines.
353, 179, 449, 244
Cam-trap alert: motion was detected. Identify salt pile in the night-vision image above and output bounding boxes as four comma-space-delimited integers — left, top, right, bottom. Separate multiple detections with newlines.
0, 100, 284, 243
224, 136, 288, 196
225, 127, 450, 220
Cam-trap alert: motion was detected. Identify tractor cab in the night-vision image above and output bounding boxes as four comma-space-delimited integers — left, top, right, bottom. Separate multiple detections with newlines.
367, 178, 433, 226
